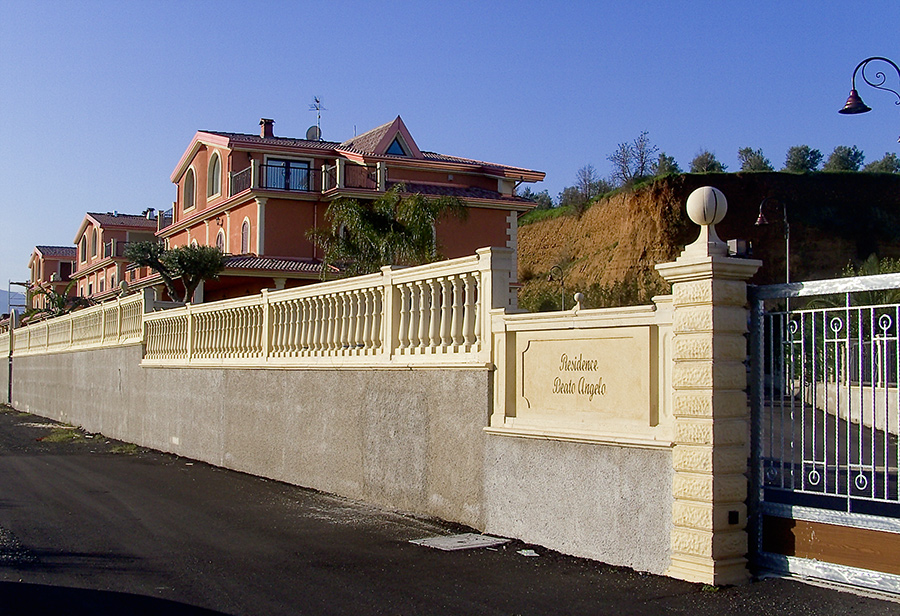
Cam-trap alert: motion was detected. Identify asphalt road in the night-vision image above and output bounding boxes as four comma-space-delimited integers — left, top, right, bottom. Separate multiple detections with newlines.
0, 404, 896, 616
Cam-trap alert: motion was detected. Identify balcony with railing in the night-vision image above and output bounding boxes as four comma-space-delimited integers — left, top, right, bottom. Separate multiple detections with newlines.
102, 240, 127, 259
229, 160, 385, 197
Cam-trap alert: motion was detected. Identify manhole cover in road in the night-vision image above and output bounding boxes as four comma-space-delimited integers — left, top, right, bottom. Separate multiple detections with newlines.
410, 533, 510, 551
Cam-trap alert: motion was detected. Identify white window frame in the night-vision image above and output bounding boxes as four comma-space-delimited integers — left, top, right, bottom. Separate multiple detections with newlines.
184, 166, 197, 211
207, 151, 222, 199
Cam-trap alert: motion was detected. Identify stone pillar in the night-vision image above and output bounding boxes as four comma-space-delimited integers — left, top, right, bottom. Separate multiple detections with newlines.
656, 187, 761, 585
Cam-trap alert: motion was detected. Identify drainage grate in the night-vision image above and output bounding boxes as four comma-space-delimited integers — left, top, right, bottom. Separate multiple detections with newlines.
410, 533, 510, 551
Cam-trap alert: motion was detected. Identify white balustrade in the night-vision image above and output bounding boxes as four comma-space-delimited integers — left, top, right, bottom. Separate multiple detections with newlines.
141, 247, 513, 367
9, 293, 148, 357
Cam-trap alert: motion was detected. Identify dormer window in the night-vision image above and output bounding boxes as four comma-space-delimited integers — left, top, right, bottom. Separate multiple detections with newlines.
386, 136, 410, 156
207, 152, 221, 198
184, 168, 196, 210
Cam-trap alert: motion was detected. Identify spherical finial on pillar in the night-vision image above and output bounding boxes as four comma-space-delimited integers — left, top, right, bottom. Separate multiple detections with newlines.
684, 186, 728, 256
686, 186, 727, 226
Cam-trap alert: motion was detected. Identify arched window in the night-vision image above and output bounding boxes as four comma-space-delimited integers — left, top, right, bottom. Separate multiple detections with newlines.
80, 238, 87, 262
207, 152, 221, 198
241, 220, 250, 254
216, 229, 226, 252
184, 168, 196, 210
91, 229, 98, 257
191, 239, 199, 247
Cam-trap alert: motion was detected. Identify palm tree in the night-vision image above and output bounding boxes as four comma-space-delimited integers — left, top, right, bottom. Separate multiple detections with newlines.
308, 184, 467, 277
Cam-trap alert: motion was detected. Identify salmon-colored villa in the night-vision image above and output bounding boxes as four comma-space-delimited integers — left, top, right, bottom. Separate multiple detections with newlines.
22, 116, 544, 307
161, 116, 544, 301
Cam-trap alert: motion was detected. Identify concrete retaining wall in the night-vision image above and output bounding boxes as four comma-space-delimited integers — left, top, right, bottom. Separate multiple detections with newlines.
11, 345, 674, 574
11, 346, 491, 529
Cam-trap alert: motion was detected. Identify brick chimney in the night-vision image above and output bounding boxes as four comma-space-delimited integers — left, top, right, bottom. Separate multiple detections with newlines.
260, 118, 275, 139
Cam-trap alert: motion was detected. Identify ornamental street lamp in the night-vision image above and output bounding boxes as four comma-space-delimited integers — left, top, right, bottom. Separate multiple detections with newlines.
839, 56, 900, 141
754, 198, 790, 286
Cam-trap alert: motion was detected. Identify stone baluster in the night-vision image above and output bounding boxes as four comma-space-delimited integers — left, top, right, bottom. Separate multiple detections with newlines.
440, 278, 453, 349
429, 279, 441, 349
463, 273, 477, 350
398, 285, 410, 350
451, 276, 464, 349
417, 281, 430, 352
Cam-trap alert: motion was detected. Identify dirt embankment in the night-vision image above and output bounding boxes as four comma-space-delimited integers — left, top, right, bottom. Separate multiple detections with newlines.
517, 173, 900, 311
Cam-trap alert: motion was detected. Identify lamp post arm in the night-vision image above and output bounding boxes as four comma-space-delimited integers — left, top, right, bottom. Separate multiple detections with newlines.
851, 57, 900, 106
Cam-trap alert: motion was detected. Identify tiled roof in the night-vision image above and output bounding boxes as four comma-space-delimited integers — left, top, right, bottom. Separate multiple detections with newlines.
35, 245, 76, 258
87, 212, 159, 229
224, 255, 338, 274
201, 124, 543, 180
339, 120, 393, 153
203, 131, 341, 150
387, 182, 533, 204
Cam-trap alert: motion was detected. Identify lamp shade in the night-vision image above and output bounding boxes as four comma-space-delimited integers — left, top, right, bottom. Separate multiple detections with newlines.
839, 89, 872, 114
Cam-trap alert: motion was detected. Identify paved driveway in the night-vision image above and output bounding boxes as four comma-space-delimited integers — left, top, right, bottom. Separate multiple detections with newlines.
0, 404, 895, 615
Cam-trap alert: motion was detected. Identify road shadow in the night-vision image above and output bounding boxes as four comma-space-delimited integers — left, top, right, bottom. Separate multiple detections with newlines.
0, 581, 234, 616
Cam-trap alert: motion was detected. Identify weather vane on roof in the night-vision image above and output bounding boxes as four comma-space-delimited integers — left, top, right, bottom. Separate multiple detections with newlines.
307, 97, 326, 141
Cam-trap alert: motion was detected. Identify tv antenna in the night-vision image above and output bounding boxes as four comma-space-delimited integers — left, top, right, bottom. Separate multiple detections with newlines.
308, 96, 326, 140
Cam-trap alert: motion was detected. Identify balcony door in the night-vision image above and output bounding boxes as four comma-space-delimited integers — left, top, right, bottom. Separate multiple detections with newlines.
265, 159, 311, 191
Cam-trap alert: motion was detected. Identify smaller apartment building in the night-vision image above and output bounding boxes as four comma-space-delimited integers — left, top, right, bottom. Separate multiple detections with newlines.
71, 212, 160, 301
27, 246, 76, 311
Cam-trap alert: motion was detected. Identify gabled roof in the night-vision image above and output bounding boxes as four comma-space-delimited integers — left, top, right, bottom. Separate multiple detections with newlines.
339, 116, 423, 158
74, 212, 159, 244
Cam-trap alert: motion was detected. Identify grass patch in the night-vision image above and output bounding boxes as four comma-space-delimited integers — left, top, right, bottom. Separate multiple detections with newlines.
109, 442, 138, 455
39, 428, 83, 443
518, 205, 575, 226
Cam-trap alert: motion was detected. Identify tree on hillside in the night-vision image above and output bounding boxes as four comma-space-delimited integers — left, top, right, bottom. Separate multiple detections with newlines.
864, 152, 900, 173
307, 184, 467, 277
823, 145, 865, 172
518, 187, 554, 209
783, 145, 823, 173
653, 152, 681, 176
689, 150, 726, 173
124, 242, 227, 303
737, 147, 774, 171
608, 131, 659, 185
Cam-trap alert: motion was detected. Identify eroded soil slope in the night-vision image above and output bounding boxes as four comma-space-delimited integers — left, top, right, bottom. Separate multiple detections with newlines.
518, 173, 900, 310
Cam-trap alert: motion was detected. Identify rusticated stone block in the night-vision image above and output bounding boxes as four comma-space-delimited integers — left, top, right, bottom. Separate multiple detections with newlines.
674, 502, 748, 532
713, 474, 748, 503
672, 360, 747, 390
671, 526, 713, 558
673, 444, 747, 475
674, 473, 714, 501
673, 306, 748, 335
673, 501, 714, 531
673, 280, 747, 307
674, 334, 747, 362
673, 391, 748, 418
672, 526, 748, 561
712, 529, 748, 560
674, 418, 748, 447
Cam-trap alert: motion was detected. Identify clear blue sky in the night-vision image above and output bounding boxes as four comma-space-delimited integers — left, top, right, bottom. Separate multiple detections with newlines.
1, 1, 898, 287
